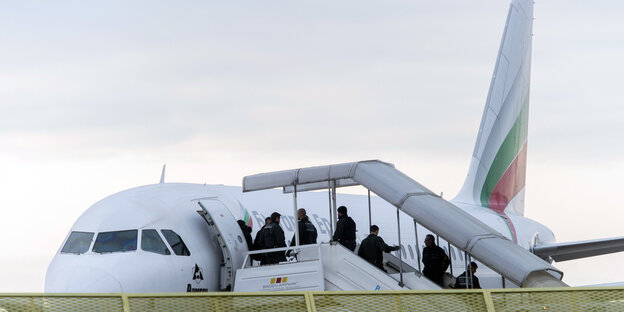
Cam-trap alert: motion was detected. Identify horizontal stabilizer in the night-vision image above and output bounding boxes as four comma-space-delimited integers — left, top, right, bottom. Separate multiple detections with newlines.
533, 236, 624, 262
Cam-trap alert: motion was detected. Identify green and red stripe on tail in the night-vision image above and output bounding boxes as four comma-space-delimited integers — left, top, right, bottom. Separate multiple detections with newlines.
479, 103, 529, 242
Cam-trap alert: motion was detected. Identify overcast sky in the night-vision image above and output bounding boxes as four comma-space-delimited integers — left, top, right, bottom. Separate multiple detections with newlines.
1, 0, 623, 291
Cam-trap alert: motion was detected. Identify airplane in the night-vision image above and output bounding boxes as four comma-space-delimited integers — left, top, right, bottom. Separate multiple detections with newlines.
45, 0, 624, 293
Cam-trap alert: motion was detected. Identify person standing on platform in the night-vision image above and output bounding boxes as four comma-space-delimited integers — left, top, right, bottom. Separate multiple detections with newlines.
422, 234, 449, 286
251, 217, 271, 262
261, 212, 286, 265
332, 206, 356, 251
237, 219, 253, 251
455, 262, 481, 289
357, 225, 400, 272
289, 208, 318, 246
287, 208, 318, 257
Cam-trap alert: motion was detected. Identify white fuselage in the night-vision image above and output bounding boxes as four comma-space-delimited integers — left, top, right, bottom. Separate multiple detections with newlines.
45, 182, 555, 292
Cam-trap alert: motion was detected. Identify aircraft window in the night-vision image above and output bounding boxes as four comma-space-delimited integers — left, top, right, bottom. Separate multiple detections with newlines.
141, 229, 171, 255
407, 245, 414, 259
161, 230, 191, 256
93, 230, 137, 253
401, 245, 407, 259
61, 231, 94, 254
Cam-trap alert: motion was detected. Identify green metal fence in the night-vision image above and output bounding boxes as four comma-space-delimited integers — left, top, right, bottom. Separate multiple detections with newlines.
1, 287, 623, 311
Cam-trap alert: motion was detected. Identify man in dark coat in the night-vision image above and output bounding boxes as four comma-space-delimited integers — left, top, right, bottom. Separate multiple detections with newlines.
332, 206, 356, 251
261, 212, 287, 265
357, 225, 400, 272
455, 262, 481, 289
251, 217, 271, 262
237, 220, 253, 251
289, 208, 318, 246
422, 234, 449, 287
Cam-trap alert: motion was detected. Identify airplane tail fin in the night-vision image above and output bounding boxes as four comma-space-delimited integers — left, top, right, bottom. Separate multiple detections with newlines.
453, 0, 533, 217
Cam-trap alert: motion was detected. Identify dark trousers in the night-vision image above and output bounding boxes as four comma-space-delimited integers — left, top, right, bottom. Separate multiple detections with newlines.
260, 252, 285, 265
424, 270, 444, 287
340, 240, 356, 251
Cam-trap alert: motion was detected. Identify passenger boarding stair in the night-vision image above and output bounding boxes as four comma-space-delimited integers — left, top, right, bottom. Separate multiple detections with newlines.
242, 160, 567, 288
233, 243, 440, 292
322, 243, 440, 291
196, 197, 439, 292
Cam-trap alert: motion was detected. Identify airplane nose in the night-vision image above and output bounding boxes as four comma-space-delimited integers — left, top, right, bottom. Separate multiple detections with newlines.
45, 266, 123, 293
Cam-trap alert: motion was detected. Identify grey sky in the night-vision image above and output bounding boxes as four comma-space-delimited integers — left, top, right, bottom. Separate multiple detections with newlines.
0, 0, 623, 291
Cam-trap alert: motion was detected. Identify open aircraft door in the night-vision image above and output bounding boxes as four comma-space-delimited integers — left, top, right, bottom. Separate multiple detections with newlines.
196, 198, 248, 290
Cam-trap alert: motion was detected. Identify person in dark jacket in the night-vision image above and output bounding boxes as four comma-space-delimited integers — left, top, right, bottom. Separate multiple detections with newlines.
357, 225, 400, 272
422, 234, 449, 287
261, 212, 287, 265
455, 262, 481, 289
289, 208, 318, 246
251, 217, 271, 262
332, 206, 356, 251
237, 219, 253, 251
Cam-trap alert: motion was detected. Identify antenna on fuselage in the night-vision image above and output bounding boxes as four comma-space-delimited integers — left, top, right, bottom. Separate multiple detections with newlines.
160, 164, 166, 184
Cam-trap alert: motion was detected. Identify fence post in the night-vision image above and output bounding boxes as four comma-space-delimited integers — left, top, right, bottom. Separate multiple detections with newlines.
483, 290, 496, 312
304, 292, 317, 312
121, 294, 131, 312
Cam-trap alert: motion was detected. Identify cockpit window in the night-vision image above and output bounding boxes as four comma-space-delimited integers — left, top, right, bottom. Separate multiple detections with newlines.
61, 231, 94, 254
93, 230, 137, 253
161, 230, 191, 256
141, 229, 171, 255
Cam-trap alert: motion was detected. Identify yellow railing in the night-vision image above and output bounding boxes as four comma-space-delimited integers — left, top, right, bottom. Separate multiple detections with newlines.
1, 287, 624, 311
